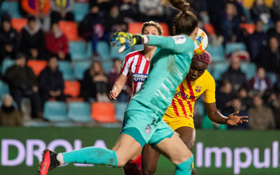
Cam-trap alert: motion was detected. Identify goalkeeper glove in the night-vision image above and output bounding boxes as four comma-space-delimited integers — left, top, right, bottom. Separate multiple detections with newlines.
110, 32, 144, 53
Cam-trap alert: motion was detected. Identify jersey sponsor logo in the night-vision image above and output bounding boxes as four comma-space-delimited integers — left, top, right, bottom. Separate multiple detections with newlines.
133, 73, 148, 82
145, 124, 151, 134
195, 86, 202, 93
175, 91, 196, 100
172, 35, 187, 44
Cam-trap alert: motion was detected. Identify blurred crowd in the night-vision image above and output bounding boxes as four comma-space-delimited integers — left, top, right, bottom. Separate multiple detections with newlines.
0, 0, 279, 131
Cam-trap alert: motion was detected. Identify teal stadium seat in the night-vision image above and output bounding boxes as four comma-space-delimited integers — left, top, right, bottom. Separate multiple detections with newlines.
68, 102, 91, 122
115, 102, 127, 122
74, 61, 91, 80
69, 41, 89, 60
110, 46, 132, 59
102, 61, 113, 74
1, 1, 22, 18
240, 63, 256, 80
225, 43, 247, 55
195, 102, 205, 116
58, 61, 75, 80
74, 3, 89, 22
2, 59, 15, 75
97, 41, 110, 60
0, 80, 10, 98
212, 62, 229, 81
43, 101, 67, 121
54, 121, 75, 127
131, 45, 144, 52
207, 45, 225, 62
266, 72, 277, 86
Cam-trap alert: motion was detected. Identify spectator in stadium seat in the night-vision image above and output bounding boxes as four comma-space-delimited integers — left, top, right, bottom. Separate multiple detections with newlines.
89, 0, 112, 15
20, 16, 44, 60
225, 98, 248, 130
108, 58, 131, 102
269, 93, 280, 129
0, 16, 19, 64
4, 53, 42, 119
267, 20, 280, 46
220, 2, 240, 44
138, 0, 164, 22
81, 61, 109, 102
50, 0, 75, 23
237, 86, 253, 110
272, 0, 280, 22
228, 0, 247, 23
248, 21, 268, 62
250, 0, 271, 23
216, 80, 235, 113
249, 67, 271, 93
257, 37, 280, 74
207, 0, 227, 35
0, 94, 22, 126
78, 5, 104, 57
248, 95, 275, 130
38, 56, 65, 106
222, 55, 247, 92
119, 0, 139, 20
193, 107, 203, 129
45, 23, 71, 61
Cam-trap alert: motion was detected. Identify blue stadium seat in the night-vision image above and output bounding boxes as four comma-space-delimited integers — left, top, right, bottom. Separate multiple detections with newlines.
2, 59, 15, 75
115, 102, 127, 122
97, 41, 110, 60
54, 121, 75, 127
68, 102, 91, 122
74, 3, 89, 22
69, 41, 89, 60
74, 61, 91, 80
212, 62, 229, 80
240, 63, 256, 80
102, 61, 113, 74
266, 72, 277, 86
207, 45, 225, 62
195, 102, 205, 116
131, 45, 144, 52
1, 1, 22, 18
0, 80, 10, 98
58, 61, 75, 80
43, 101, 67, 121
225, 43, 247, 55
110, 46, 131, 59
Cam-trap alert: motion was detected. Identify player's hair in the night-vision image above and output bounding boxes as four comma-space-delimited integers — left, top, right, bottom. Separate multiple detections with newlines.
141, 21, 163, 36
170, 0, 198, 35
193, 51, 211, 65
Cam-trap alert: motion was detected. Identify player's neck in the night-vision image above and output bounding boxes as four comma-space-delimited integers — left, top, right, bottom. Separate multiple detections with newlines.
143, 47, 156, 61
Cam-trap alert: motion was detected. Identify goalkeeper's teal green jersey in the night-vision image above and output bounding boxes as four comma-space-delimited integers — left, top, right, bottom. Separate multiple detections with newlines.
127, 34, 195, 117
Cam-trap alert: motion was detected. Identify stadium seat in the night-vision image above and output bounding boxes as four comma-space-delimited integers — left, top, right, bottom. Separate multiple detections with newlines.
58, 61, 75, 80
43, 101, 67, 121
74, 3, 89, 22
225, 43, 247, 55
240, 23, 255, 35
242, 7, 252, 23
69, 41, 89, 60
243, 0, 254, 9
203, 24, 215, 35
0, 80, 10, 98
1, 1, 22, 18
74, 61, 91, 80
27, 60, 47, 76
54, 121, 75, 127
128, 22, 143, 35
102, 61, 113, 74
91, 102, 118, 123
212, 62, 229, 80
158, 22, 169, 36
240, 63, 256, 80
59, 21, 80, 41
115, 102, 127, 122
66, 97, 84, 102
11, 18, 27, 33
68, 102, 91, 122
64, 81, 80, 97
266, 72, 277, 86
97, 41, 110, 59
110, 45, 131, 59
206, 45, 225, 62
1, 59, 15, 75
131, 45, 144, 52
195, 102, 205, 116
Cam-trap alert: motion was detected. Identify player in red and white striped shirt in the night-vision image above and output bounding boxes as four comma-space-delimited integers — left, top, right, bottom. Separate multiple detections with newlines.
108, 21, 163, 175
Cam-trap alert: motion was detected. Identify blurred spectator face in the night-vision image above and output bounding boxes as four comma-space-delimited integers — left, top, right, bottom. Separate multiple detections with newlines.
230, 56, 240, 70
255, 21, 263, 32
143, 25, 160, 50
93, 62, 101, 73
51, 23, 60, 36
110, 6, 119, 18
91, 6, 99, 14
48, 57, 58, 72
222, 82, 232, 94
232, 98, 242, 110
257, 67, 265, 78
256, 0, 264, 6
2, 21, 11, 32
239, 88, 248, 98
226, 3, 236, 17
269, 37, 279, 51
3, 95, 13, 107
253, 96, 263, 107
16, 57, 26, 67
114, 59, 122, 70
28, 20, 36, 30
276, 21, 280, 33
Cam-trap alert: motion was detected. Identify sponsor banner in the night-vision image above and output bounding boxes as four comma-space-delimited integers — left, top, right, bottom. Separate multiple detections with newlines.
0, 128, 280, 175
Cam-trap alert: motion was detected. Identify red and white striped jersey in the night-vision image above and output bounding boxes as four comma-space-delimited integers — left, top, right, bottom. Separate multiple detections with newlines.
121, 50, 150, 97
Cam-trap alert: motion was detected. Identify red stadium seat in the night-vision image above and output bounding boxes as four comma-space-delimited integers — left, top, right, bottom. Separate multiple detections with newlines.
203, 24, 215, 35
11, 18, 27, 33
27, 60, 47, 76
59, 21, 81, 41
128, 22, 170, 36
158, 22, 169, 36
91, 102, 118, 123
64, 81, 80, 97
66, 97, 84, 102
240, 23, 255, 35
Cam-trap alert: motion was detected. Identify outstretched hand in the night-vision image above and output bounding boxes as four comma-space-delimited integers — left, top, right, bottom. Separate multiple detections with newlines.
226, 111, 248, 126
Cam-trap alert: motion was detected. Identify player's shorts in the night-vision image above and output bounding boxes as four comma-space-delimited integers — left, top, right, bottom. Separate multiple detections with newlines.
163, 113, 195, 131
121, 109, 174, 148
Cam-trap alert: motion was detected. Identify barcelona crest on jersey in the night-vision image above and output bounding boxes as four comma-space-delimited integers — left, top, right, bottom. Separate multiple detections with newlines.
195, 86, 202, 93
